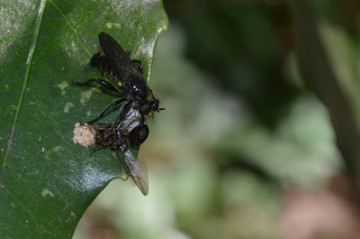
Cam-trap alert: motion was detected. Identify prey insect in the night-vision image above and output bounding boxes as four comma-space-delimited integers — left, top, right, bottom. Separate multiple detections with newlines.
82, 106, 150, 195
94, 123, 148, 150
91, 123, 149, 195
72, 32, 163, 127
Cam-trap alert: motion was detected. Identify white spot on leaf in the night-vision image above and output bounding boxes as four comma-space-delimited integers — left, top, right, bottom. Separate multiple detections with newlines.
53, 146, 63, 152
56, 81, 69, 96
41, 188, 54, 197
80, 88, 100, 105
64, 102, 74, 113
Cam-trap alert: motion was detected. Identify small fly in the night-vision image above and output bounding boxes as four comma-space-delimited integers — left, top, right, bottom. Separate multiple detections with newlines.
72, 32, 163, 127
90, 122, 149, 195
93, 123, 148, 150
81, 104, 150, 195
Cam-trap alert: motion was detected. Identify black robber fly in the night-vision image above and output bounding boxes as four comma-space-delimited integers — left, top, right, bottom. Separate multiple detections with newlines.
72, 32, 163, 127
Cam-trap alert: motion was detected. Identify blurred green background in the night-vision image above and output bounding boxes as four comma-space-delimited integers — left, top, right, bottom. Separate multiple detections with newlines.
74, 0, 360, 238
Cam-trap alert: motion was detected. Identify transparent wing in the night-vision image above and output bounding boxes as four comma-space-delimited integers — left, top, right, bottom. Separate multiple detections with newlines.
116, 149, 149, 196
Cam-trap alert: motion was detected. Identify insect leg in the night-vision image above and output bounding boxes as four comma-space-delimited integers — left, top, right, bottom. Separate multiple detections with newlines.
87, 97, 127, 124
71, 79, 122, 95
112, 101, 132, 130
132, 60, 143, 74
91, 144, 105, 151
79, 122, 99, 131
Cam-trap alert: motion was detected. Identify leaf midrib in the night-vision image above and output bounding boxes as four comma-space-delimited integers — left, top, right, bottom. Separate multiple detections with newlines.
0, 0, 47, 181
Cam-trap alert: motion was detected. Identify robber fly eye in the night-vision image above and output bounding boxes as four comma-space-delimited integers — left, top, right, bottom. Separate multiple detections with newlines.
140, 103, 151, 115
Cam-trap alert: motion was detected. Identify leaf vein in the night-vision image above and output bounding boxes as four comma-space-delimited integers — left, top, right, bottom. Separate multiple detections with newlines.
0, 0, 47, 182
48, 0, 92, 56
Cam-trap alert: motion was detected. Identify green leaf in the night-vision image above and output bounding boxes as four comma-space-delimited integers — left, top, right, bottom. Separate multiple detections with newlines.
0, 0, 168, 238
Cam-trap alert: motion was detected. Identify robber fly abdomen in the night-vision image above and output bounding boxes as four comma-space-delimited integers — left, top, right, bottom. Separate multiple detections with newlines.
90, 52, 119, 81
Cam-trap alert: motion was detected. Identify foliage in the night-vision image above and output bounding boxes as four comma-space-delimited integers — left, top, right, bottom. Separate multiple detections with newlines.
0, 0, 167, 238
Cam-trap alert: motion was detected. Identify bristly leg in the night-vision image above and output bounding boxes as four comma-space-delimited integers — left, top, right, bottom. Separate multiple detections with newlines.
87, 98, 127, 124
113, 101, 133, 129
71, 79, 122, 95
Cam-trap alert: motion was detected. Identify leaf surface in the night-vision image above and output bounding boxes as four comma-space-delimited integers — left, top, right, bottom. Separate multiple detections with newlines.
0, 0, 167, 238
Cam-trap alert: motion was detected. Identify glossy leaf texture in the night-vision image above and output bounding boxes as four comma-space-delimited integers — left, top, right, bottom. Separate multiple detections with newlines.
0, 0, 168, 238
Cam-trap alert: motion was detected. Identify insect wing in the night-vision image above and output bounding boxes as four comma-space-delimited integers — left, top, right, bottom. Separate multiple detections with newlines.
98, 32, 141, 82
117, 149, 149, 195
